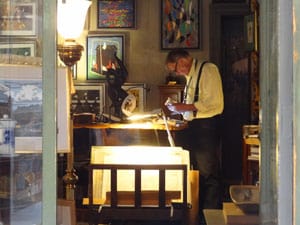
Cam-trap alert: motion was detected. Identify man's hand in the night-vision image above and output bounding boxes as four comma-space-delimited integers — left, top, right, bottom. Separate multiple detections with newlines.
164, 97, 197, 113
166, 102, 196, 113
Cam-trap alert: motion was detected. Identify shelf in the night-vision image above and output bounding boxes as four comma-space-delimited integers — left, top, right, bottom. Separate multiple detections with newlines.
242, 125, 260, 185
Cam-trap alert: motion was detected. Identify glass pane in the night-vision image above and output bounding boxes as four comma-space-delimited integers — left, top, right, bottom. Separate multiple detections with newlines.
0, 154, 42, 224
0, 0, 43, 224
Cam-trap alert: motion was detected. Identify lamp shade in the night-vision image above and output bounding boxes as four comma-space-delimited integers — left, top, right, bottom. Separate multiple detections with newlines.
57, 0, 91, 39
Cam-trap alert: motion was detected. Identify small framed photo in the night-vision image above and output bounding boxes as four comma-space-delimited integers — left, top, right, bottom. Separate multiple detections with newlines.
0, 1, 37, 36
244, 12, 258, 52
122, 83, 146, 113
97, 0, 136, 29
57, 199, 76, 225
161, 0, 202, 50
86, 34, 125, 80
244, 14, 255, 51
0, 41, 36, 56
71, 83, 106, 117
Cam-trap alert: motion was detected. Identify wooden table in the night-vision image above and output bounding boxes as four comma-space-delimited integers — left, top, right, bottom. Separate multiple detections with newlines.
72, 120, 189, 211
73, 120, 188, 130
73, 121, 188, 146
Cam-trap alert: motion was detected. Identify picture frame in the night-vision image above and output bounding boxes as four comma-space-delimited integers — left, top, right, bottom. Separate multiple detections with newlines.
71, 83, 106, 117
57, 199, 76, 225
244, 14, 256, 51
122, 83, 146, 112
86, 34, 125, 80
161, 0, 202, 50
0, 41, 36, 56
0, 65, 70, 153
97, 0, 136, 29
0, 1, 37, 36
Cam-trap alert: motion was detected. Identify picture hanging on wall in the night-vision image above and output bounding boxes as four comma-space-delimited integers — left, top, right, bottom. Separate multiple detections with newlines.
97, 0, 136, 29
71, 83, 106, 118
244, 14, 256, 51
245, 0, 258, 52
122, 83, 146, 113
161, 0, 202, 50
0, 1, 37, 36
0, 66, 70, 153
0, 41, 36, 56
86, 34, 125, 81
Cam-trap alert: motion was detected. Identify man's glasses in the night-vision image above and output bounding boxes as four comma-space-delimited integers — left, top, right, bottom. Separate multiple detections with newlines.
166, 60, 179, 73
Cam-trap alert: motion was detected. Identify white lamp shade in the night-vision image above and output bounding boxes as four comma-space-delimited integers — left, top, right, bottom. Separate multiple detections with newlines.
57, 0, 91, 39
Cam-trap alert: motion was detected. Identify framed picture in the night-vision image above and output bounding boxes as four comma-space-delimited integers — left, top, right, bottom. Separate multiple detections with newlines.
71, 83, 106, 117
0, 65, 70, 153
161, 0, 202, 50
122, 83, 146, 112
97, 0, 136, 28
57, 199, 76, 225
86, 34, 125, 80
244, 14, 255, 51
0, 1, 37, 36
0, 41, 36, 56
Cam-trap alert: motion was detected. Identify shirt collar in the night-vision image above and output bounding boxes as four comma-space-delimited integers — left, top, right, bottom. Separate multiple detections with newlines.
186, 58, 197, 79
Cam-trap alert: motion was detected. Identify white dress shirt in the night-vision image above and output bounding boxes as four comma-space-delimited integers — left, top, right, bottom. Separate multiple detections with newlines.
182, 59, 224, 121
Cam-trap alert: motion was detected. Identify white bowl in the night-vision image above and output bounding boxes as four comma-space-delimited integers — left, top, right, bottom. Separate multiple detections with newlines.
229, 185, 259, 214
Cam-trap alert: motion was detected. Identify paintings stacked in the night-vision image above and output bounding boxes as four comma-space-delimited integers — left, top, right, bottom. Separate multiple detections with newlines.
0, 0, 38, 58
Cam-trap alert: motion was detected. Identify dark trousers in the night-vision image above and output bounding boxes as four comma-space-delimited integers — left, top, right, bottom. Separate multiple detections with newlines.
175, 115, 222, 209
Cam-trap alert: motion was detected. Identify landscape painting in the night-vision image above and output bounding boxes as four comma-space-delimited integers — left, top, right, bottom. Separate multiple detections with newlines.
0, 79, 42, 137
0, 65, 70, 153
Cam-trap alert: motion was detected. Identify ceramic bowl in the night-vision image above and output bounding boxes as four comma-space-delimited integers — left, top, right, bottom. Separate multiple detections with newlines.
229, 185, 259, 214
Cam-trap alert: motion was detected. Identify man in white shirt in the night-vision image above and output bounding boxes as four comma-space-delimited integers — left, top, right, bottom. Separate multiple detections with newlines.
165, 49, 224, 210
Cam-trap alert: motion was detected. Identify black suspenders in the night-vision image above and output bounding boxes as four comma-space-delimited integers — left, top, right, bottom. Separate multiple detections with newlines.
194, 61, 208, 102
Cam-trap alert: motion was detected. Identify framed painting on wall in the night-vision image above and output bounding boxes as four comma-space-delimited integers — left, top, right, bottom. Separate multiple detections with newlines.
97, 0, 136, 28
86, 34, 125, 80
0, 66, 70, 153
122, 83, 146, 113
244, 14, 255, 51
0, 41, 36, 56
161, 0, 202, 50
71, 83, 106, 118
0, 1, 37, 36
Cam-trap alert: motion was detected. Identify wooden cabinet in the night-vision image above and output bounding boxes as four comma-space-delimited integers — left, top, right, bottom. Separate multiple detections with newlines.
158, 85, 185, 118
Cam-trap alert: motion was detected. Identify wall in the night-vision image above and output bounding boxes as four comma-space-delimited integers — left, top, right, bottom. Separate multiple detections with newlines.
70, 0, 211, 111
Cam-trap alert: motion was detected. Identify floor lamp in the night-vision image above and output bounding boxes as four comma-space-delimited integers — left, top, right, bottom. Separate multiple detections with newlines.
57, 0, 91, 200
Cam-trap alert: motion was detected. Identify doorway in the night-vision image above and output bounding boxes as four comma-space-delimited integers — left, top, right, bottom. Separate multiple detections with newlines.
209, 3, 252, 194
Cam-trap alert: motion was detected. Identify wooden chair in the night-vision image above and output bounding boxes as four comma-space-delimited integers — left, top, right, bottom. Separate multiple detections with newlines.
84, 163, 189, 225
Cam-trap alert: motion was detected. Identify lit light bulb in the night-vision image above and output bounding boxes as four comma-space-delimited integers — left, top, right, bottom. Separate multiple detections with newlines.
57, 0, 91, 40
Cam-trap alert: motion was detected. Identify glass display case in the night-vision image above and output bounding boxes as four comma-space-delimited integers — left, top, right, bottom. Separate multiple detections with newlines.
0, 0, 59, 223
0, 154, 42, 225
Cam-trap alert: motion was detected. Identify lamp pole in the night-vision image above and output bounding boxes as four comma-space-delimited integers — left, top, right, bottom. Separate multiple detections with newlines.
57, 42, 84, 200
57, 0, 91, 200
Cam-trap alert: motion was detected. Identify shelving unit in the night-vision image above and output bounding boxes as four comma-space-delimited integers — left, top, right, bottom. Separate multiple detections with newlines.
242, 125, 260, 185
